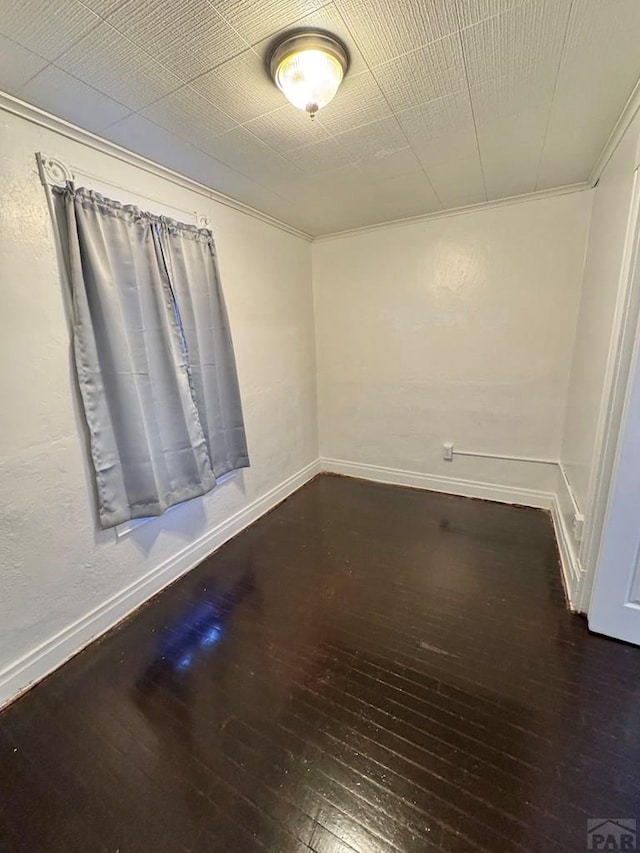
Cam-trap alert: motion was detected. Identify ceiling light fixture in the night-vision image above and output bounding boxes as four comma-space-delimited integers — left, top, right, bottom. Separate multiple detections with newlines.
269, 31, 349, 120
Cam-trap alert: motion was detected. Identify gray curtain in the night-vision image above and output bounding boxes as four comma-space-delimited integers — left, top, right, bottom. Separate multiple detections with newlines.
54, 186, 249, 529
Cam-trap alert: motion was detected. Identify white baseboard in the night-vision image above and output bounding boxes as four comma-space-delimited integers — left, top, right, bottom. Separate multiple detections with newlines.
550, 496, 582, 612
0, 458, 321, 710
320, 457, 555, 509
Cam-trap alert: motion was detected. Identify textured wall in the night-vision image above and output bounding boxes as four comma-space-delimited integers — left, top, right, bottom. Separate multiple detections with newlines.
0, 109, 317, 687
312, 192, 592, 493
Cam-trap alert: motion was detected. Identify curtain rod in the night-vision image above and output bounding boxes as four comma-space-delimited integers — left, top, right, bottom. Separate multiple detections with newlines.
35, 153, 210, 229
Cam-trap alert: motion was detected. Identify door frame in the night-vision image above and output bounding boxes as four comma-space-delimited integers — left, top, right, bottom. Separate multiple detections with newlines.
577, 164, 640, 613
588, 278, 640, 640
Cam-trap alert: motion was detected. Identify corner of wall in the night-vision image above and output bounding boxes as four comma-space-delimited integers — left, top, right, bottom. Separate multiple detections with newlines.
309, 240, 325, 460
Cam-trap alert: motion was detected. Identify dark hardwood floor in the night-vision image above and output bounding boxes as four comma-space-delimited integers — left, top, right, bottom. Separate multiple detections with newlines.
1, 474, 639, 853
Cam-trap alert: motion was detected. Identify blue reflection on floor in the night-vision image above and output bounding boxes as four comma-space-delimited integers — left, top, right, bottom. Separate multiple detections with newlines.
138, 567, 255, 690
158, 599, 225, 673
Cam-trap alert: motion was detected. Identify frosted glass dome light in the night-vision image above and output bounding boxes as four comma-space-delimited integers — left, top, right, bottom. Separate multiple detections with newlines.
269, 32, 349, 119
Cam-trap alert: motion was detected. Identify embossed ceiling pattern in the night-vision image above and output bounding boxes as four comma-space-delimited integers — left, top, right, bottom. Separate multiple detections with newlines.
1, 0, 640, 235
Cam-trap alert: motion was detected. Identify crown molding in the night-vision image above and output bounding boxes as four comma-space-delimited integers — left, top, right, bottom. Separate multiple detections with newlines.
589, 76, 640, 187
0, 90, 597, 245
312, 182, 591, 242
0, 91, 313, 242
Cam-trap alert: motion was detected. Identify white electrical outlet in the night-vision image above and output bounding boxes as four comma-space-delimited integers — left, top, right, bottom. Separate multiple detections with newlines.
443, 442, 453, 461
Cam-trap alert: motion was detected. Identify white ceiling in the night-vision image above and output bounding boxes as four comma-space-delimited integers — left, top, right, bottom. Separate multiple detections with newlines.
1, 0, 640, 236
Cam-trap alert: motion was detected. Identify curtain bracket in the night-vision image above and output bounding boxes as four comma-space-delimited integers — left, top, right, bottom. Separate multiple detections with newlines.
36, 152, 74, 189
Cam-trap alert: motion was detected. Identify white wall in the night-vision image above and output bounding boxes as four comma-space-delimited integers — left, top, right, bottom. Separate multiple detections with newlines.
0, 108, 318, 705
559, 112, 640, 607
313, 193, 592, 499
